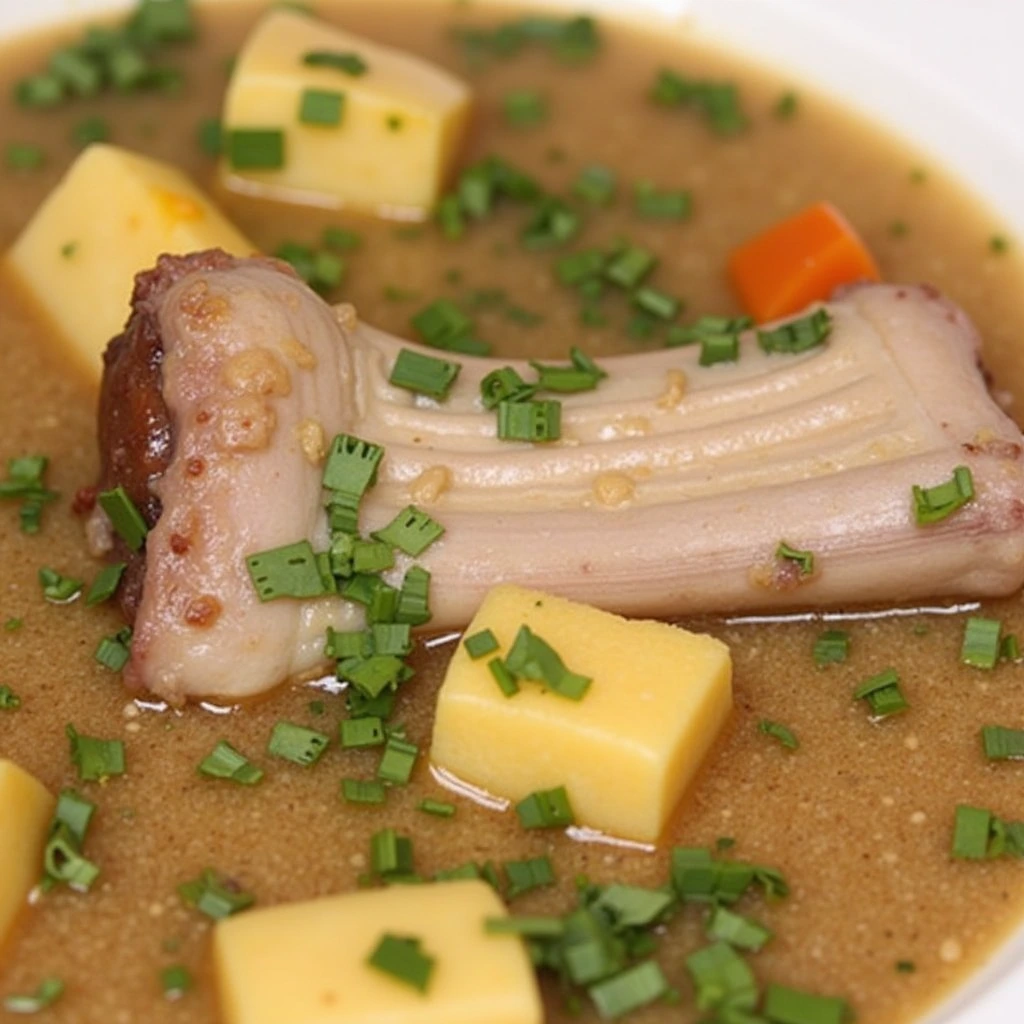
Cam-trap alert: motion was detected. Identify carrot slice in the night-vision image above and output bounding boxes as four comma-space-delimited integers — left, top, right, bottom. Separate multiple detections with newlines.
727, 201, 881, 323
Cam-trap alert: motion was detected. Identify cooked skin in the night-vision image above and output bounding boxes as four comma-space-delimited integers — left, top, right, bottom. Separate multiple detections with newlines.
95, 253, 1024, 702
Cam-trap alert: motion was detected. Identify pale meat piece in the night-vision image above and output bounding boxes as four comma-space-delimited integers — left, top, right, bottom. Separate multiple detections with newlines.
95, 254, 1024, 702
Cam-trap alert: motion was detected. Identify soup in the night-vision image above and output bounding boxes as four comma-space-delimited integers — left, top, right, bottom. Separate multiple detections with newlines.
2, 2, 1024, 1022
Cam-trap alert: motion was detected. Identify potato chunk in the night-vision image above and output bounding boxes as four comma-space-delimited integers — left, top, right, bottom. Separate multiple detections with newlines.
220, 9, 471, 217
0, 759, 54, 948
214, 879, 541, 1024
5, 144, 254, 386
431, 585, 733, 843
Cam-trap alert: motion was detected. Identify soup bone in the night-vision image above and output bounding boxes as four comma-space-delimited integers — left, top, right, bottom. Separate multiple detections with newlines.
93, 251, 1024, 702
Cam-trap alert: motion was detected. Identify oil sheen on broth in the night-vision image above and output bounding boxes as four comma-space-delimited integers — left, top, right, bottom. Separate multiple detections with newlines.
2, 2, 1024, 1023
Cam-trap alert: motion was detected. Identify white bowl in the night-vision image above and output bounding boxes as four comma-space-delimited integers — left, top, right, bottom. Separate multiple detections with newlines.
3, 1, 1022, 1021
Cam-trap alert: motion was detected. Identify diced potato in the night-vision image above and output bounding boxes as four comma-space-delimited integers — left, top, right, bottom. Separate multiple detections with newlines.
0, 759, 54, 948
220, 9, 471, 217
5, 143, 255, 386
214, 878, 541, 1024
431, 585, 733, 843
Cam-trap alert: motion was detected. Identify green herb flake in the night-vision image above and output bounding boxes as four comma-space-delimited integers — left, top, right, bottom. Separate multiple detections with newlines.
605, 245, 657, 290
178, 868, 255, 919
762, 982, 852, 1024
758, 307, 832, 354
97, 485, 148, 551
267, 721, 330, 766
589, 960, 670, 1019
634, 180, 692, 219
198, 740, 264, 785
377, 735, 419, 785
370, 827, 415, 877
961, 616, 1002, 670
227, 128, 285, 170
464, 628, 499, 659
515, 785, 575, 829
503, 89, 548, 127
367, 933, 435, 993
303, 50, 368, 75
411, 298, 489, 354
95, 627, 133, 672
161, 964, 193, 1001
758, 718, 799, 751
5, 143, 46, 171
197, 117, 222, 156
489, 656, 520, 697
896, 959, 916, 974
388, 348, 461, 401
418, 798, 456, 818
247, 540, 329, 601
85, 562, 126, 606
340, 715, 386, 749
341, 778, 388, 805
813, 629, 850, 666
775, 90, 799, 118
299, 87, 344, 126
497, 399, 561, 443
651, 68, 748, 136
685, 941, 758, 1013
43, 789, 99, 892
38, 567, 83, 604
67, 724, 126, 781
990, 234, 1010, 254
981, 725, 1024, 761
699, 332, 739, 366
573, 164, 617, 205
504, 624, 591, 699
776, 540, 814, 577
3, 978, 65, 1015
706, 904, 773, 952
71, 115, 109, 146
503, 854, 555, 898
853, 668, 909, 720
912, 465, 974, 525
0, 685, 21, 710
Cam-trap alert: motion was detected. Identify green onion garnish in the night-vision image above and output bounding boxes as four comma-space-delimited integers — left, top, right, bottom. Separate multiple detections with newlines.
0, 454, 58, 534
497, 399, 561, 442
43, 789, 99, 892
367, 933, 435, 993
503, 89, 548, 127
484, 915, 566, 937
981, 726, 1024, 761
632, 286, 681, 321
699, 333, 739, 366
38, 567, 83, 604
410, 299, 490, 354
651, 69, 748, 135
5, 143, 46, 171
685, 941, 758, 1013
303, 50, 368, 75
396, 566, 432, 626
97, 485, 148, 551
503, 854, 555, 898
198, 740, 263, 784
588, 960, 669, 1019
72, 115, 109, 146
961, 616, 1002, 669
705, 904, 773, 952
530, 347, 606, 393
912, 465, 974, 525
776, 540, 814, 577
813, 629, 850, 666
298, 88, 344, 126
388, 348, 461, 401
480, 367, 536, 409
762, 983, 852, 1024
227, 128, 285, 170
67, 724, 125, 781
758, 308, 832, 353
758, 719, 799, 751
266, 721, 330, 766
634, 181, 691, 219
371, 827, 415, 877
853, 668, 908, 719
464, 629, 499, 659
605, 245, 657, 289
489, 657, 520, 696
573, 164, 617, 205
515, 785, 575, 829
323, 226, 362, 251
178, 868, 255, 919
3, 978, 65, 1015
95, 627, 132, 672
340, 716, 386, 749
341, 778, 388, 805
373, 505, 445, 556
0, 685, 21, 710
418, 798, 456, 818
667, 314, 751, 349
160, 965, 193, 1001
197, 117, 222, 156
247, 540, 330, 601
85, 562, 126, 606
504, 624, 591, 699
521, 197, 580, 249
377, 736, 419, 785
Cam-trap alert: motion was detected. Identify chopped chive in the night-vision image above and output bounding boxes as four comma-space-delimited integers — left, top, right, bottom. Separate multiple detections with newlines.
0, 685, 21, 710
323, 226, 362, 251
632, 286, 681, 321
97, 485, 148, 551
247, 540, 329, 601
889, 219, 909, 238
464, 629, 499, 659
502, 89, 548, 127
3, 978, 65, 1015
589, 960, 670, 1019
961, 616, 1001, 669
489, 657, 520, 696
95, 627, 133, 672
370, 623, 412, 656
5, 143, 46, 170
178, 868, 255, 919
303, 50, 368, 75
667, 314, 752, 349
388, 348, 461, 401
573, 164, 617, 205
651, 68, 748, 135
699, 333, 739, 366
1001, 634, 1021, 662
372, 505, 445, 557
497, 399, 561, 442
227, 128, 285, 170
197, 117, 222, 156
43, 790, 99, 892
342, 778, 388, 804
370, 827, 414, 877
410, 299, 489, 354
912, 465, 975, 525
341, 716, 385, 749
38, 567, 83, 604
853, 668, 908, 719
775, 90, 799, 118
762, 983, 852, 1024
161, 965, 193, 1001
813, 629, 850, 666
605, 246, 657, 289
634, 181, 691, 219
685, 941, 758, 1013
129, 0, 194, 44
776, 540, 814, 576
515, 785, 575, 829
395, 566, 432, 627
504, 625, 591, 699
758, 719, 799, 751
85, 562, 126, 606
503, 854, 555, 898
521, 197, 580, 249
367, 933, 434, 992
484, 915, 566, 937
15, 74, 65, 108
419, 798, 456, 818
990, 234, 1010, 254
480, 367, 536, 409
758, 308, 832, 354
72, 115, 109, 147
981, 725, 1024, 761
323, 432, 383, 515
530, 347, 606, 393
3, 618, 22, 632
896, 960, 916, 974
556, 248, 607, 286
377, 736, 419, 785
198, 740, 263, 785
67, 724, 125, 781
706, 904, 773, 952
299, 88, 344, 126
267, 721, 330, 766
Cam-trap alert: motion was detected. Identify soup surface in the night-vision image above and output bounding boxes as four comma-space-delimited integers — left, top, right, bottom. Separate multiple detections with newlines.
2, 2, 1024, 1023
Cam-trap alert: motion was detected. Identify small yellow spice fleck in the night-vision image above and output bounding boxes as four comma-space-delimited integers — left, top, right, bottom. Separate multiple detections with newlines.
280, 337, 317, 370
592, 472, 635, 508
296, 419, 326, 466
410, 465, 452, 504
656, 369, 687, 409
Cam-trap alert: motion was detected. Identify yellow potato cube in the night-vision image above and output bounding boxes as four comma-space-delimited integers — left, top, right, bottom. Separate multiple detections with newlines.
0, 759, 54, 948
5, 143, 255, 386
221, 9, 471, 217
431, 585, 733, 843
214, 878, 541, 1024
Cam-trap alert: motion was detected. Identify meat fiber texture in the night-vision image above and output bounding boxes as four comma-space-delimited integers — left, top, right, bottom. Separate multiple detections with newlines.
95, 253, 1024, 702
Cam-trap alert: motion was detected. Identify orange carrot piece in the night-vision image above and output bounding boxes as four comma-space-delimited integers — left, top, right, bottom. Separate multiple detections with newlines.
727, 201, 881, 323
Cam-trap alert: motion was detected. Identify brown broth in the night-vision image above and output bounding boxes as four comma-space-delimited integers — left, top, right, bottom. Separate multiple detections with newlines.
2, 2, 1024, 1022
